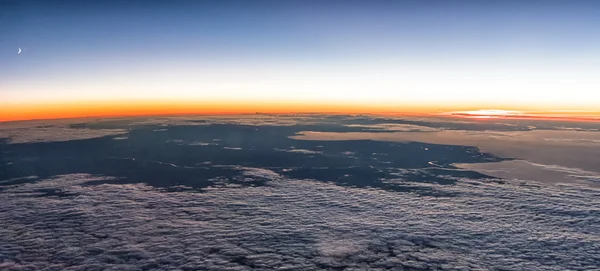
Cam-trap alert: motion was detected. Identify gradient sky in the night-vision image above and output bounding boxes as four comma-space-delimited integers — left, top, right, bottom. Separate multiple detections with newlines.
2, 0, 600, 121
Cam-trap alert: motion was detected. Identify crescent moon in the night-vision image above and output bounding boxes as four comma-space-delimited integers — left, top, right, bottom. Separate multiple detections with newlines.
18, 48, 21, 54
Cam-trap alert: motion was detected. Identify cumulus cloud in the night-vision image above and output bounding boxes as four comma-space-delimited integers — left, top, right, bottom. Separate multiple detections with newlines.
1, 173, 599, 270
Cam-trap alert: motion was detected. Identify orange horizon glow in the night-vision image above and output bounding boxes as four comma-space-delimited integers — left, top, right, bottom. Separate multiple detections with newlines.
0, 100, 422, 122
2, 100, 600, 123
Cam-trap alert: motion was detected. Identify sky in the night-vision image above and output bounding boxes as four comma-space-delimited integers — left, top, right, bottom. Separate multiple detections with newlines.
1, 0, 600, 121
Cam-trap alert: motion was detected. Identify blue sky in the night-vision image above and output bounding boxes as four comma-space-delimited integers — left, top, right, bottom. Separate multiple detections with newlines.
2, 0, 600, 110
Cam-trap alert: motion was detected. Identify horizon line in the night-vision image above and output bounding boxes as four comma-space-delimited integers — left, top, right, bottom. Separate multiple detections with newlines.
2, 109, 600, 124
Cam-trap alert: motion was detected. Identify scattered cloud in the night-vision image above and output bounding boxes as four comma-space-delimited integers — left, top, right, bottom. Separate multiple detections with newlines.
443, 109, 525, 118
291, 129, 600, 174
274, 148, 322, 155
441, 109, 600, 122
0, 126, 127, 144
189, 141, 219, 146
240, 167, 282, 181
455, 160, 600, 186
346, 123, 440, 132
126, 115, 326, 127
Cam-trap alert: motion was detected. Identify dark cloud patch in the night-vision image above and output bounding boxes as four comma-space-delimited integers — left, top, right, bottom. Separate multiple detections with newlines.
1, 123, 505, 193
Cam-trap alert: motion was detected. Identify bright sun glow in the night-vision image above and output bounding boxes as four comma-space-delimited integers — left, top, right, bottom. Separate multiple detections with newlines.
453, 110, 523, 116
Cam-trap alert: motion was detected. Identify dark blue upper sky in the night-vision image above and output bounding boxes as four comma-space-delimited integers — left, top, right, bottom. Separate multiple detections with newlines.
5, 0, 599, 58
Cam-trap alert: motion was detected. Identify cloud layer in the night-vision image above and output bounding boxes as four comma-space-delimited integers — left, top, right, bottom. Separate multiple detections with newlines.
1, 173, 599, 270
2, 115, 600, 270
